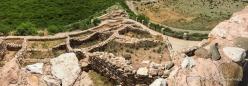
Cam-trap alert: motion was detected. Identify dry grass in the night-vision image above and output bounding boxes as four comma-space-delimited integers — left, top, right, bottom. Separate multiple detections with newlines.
25, 50, 66, 59
124, 31, 152, 39
70, 31, 93, 39
3, 38, 24, 44
99, 40, 170, 63
27, 39, 65, 49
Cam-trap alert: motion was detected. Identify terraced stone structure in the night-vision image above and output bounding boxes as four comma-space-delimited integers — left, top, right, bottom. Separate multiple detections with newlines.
0, 8, 247, 86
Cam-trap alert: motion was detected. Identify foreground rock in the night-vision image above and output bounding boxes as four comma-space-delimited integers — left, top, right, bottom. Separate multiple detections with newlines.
0, 59, 20, 86
50, 53, 81, 86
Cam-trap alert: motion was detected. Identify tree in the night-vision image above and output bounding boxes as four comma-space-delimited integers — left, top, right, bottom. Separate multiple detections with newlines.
14, 22, 38, 36
0, 25, 11, 36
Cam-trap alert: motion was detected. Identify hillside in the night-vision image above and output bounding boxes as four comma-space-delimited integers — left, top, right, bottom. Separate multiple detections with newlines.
0, 0, 134, 35
127, 0, 248, 30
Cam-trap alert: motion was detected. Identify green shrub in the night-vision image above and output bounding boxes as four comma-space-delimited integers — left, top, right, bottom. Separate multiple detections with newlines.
93, 18, 101, 26
14, 22, 38, 36
47, 25, 66, 34
123, 54, 131, 60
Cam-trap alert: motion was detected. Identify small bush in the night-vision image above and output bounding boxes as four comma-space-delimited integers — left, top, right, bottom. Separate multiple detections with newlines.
123, 54, 131, 60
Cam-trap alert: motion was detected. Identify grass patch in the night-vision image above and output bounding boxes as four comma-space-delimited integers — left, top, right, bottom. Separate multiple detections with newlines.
28, 39, 65, 49
88, 70, 113, 86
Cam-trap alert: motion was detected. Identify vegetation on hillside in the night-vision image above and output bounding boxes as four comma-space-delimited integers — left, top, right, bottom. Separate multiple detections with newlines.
0, 0, 135, 36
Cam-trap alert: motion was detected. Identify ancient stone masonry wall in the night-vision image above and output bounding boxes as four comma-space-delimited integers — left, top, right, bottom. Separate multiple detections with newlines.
118, 26, 150, 35
0, 39, 7, 60
6, 43, 22, 51
27, 36, 67, 41
12, 39, 27, 65
88, 52, 171, 85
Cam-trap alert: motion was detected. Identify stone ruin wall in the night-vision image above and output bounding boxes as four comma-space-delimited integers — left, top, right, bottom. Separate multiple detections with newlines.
87, 52, 170, 85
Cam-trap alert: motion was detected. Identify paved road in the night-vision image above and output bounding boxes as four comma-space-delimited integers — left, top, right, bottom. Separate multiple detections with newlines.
125, 19, 201, 51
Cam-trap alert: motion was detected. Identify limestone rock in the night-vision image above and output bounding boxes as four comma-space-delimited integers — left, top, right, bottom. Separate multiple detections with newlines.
223, 47, 246, 62
150, 78, 166, 86
181, 57, 195, 69
210, 43, 221, 61
50, 53, 81, 86
43, 75, 61, 86
137, 67, 148, 76
25, 63, 44, 74
0, 39, 7, 60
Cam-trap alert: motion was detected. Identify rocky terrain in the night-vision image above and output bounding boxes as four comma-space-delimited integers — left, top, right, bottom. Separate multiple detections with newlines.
0, 5, 248, 86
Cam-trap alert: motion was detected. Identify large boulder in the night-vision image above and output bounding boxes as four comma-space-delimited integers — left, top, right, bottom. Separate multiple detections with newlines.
24, 63, 43, 74
223, 47, 246, 62
50, 53, 81, 86
0, 39, 7, 60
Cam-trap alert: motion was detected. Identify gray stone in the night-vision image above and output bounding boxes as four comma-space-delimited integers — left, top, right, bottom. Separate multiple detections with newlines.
210, 43, 221, 61
24, 63, 43, 74
223, 47, 246, 62
181, 57, 196, 69
166, 62, 174, 70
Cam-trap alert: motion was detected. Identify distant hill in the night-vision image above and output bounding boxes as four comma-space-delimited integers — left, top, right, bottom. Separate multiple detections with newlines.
127, 0, 248, 30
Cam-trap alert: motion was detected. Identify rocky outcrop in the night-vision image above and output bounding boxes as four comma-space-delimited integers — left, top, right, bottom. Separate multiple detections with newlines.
50, 53, 81, 86
0, 59, 20, 86
166, 6, 248, 86
0, 39, 7, 60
